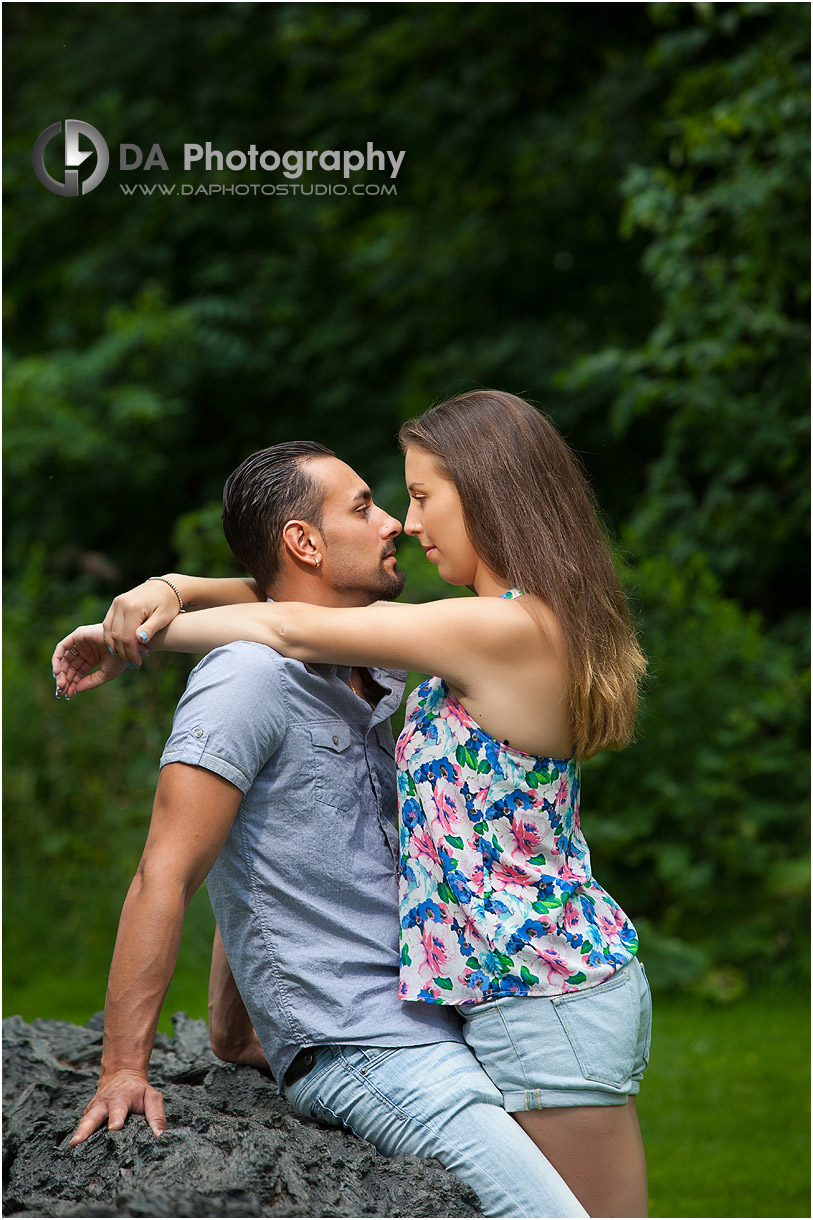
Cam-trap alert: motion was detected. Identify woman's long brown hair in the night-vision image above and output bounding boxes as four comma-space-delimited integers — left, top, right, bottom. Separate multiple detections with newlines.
399, 390, 646, 759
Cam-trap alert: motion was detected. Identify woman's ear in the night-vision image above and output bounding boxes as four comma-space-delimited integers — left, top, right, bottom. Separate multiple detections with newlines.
281, 519, 323, 569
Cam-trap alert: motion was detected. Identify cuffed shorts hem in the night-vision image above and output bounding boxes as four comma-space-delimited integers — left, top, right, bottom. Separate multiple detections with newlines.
502, 1080, 640, 1111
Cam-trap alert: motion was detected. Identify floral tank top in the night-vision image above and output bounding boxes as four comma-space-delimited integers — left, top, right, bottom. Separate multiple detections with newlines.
396, 589, 638, 1004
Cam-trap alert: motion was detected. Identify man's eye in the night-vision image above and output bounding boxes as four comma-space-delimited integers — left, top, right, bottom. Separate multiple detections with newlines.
357, 504, 371, 515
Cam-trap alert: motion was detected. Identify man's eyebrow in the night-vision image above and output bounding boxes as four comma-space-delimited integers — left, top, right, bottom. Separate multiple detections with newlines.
351, 488, 372, 503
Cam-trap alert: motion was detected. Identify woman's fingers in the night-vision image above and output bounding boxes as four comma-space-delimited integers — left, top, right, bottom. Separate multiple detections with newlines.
133, 608, 177, 648
103, 582, 180, 667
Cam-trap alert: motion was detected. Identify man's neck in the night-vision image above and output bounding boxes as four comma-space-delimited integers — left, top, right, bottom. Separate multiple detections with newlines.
265, 575, 376, 609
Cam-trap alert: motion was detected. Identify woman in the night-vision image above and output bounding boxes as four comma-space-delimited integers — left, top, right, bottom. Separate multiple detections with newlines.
55, 390, 651, 1217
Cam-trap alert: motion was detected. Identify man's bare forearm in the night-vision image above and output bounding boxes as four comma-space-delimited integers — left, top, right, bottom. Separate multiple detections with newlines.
100, 870, 186, 1077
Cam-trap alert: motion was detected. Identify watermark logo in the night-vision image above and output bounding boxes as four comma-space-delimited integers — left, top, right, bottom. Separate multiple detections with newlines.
31, 122, 404, 203
32, 120, 110, 196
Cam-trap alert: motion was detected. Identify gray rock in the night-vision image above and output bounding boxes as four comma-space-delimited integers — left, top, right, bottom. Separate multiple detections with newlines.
3, 1013, 482, 1218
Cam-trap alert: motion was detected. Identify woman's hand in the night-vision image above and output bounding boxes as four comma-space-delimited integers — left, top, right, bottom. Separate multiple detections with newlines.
103, 578, 183, 667
52, 624, 128, 698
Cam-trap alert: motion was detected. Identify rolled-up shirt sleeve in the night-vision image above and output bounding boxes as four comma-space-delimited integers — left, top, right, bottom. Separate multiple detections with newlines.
160, 642, 287, 794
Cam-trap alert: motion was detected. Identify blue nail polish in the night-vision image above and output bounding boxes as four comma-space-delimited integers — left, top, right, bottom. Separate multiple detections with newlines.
138, 631, 148, 643
126, 662, 137, 671
107, 646, 114, 655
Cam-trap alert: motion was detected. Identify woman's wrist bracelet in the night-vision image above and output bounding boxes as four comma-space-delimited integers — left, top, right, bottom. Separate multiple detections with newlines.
147, 576, 185, 612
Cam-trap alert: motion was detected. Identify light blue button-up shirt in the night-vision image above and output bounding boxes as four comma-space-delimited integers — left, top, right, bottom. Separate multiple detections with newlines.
160, 641, 462, 1088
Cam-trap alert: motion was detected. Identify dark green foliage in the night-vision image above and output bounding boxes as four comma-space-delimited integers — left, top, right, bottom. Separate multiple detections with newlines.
584, 547, 809, 991
3, 2, 809, 1020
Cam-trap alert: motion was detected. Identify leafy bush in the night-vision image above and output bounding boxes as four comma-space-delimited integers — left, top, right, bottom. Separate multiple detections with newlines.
584, 546, 809, 991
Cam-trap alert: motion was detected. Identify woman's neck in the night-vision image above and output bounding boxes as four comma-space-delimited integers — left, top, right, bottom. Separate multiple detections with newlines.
471, 564, 513, 598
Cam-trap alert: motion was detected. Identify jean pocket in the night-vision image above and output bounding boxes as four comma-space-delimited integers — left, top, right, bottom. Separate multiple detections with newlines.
351, 1046, 401, 1075
637, 961, 653, 1071
552, 971, 640, 1088
284, 1051, 334, 1117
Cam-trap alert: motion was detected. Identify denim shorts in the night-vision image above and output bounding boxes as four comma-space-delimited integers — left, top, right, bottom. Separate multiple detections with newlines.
457, 956, 652, 1110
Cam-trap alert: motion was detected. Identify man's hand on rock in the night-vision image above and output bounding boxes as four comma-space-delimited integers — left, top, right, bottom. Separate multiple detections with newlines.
70, 1069, 166, 1147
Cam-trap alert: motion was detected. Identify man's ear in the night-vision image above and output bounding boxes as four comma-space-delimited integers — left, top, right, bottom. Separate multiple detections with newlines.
281, 519, 323, 569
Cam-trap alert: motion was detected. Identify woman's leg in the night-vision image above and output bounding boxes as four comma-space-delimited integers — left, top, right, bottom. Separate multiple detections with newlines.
458, 960, 653, 1218
513, 1098, 648, 1218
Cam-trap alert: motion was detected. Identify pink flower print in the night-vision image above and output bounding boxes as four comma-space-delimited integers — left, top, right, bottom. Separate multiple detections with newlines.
457, 968, 486, 996
559, 858, 586, 886
432, 784, 460, 834
419, 922, 458, 976
469, 863, 485, 897
437, 699, 467, 733
598, 914, 617, 938
398, 979, 409, 998
563, 904, 581, 931
421, 982, 443, 1001
411, 827, 442, 869
469, 786, 490, 819
511, 814, 542, 857
533, 945, 573, 987
395, 725, 422, 769
463, 913, 484, 945
491, 860, 532, 892
555, 777, 570, 809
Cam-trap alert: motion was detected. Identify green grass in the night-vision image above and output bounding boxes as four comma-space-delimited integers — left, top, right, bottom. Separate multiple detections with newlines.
637, 991, 810, 1217
4, 886, 215, 1035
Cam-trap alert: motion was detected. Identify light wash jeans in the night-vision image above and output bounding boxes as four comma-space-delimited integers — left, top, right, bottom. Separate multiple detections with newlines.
284, 1040, 587, 1218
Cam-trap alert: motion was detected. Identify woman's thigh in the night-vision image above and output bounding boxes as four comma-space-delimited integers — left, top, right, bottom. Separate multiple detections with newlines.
284, 1040, 587, 1218
515, 1098, 648, 1218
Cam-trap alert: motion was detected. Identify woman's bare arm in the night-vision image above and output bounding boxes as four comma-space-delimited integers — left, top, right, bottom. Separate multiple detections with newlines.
148, 597, 537, 695
103, 575, 263, 666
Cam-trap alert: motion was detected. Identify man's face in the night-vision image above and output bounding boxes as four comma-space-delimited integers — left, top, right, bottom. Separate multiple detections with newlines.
310, 457, 405, 603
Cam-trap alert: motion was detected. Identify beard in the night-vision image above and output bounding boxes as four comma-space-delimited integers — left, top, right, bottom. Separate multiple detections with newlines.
328, 551, 406, 601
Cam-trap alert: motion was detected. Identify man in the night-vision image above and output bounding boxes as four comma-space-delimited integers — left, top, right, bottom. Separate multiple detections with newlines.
54, 442, 584, 1218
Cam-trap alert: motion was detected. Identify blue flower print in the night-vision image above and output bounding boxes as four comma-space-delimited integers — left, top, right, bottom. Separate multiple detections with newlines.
397, 670, 639, 1004
401, 798, 425, 830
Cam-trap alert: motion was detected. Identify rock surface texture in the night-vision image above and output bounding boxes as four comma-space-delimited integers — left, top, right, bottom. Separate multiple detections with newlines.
3, 1013, 482, 1218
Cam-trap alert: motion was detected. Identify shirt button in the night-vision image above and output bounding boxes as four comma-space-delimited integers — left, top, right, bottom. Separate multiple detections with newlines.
332, 735, 339, 745
194, 728, 204, 739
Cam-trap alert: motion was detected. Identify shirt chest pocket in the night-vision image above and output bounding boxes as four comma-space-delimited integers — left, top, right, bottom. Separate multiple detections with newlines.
309, 723, 355, 811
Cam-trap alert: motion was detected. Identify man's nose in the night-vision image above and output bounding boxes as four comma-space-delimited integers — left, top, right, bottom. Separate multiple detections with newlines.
378, 509, 402, 539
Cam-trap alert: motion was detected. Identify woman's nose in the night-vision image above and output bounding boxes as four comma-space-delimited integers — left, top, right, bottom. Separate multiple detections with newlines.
404, 505, 421, 535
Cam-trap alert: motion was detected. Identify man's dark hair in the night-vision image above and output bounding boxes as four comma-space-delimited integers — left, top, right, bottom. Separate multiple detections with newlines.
222, 441, 335, 591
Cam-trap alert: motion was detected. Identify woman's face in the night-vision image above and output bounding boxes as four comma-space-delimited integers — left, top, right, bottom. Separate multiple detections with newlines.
404, 447, 479, 586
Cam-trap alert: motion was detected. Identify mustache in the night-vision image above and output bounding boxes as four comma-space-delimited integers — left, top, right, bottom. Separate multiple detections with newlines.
381, 545, 398, 561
